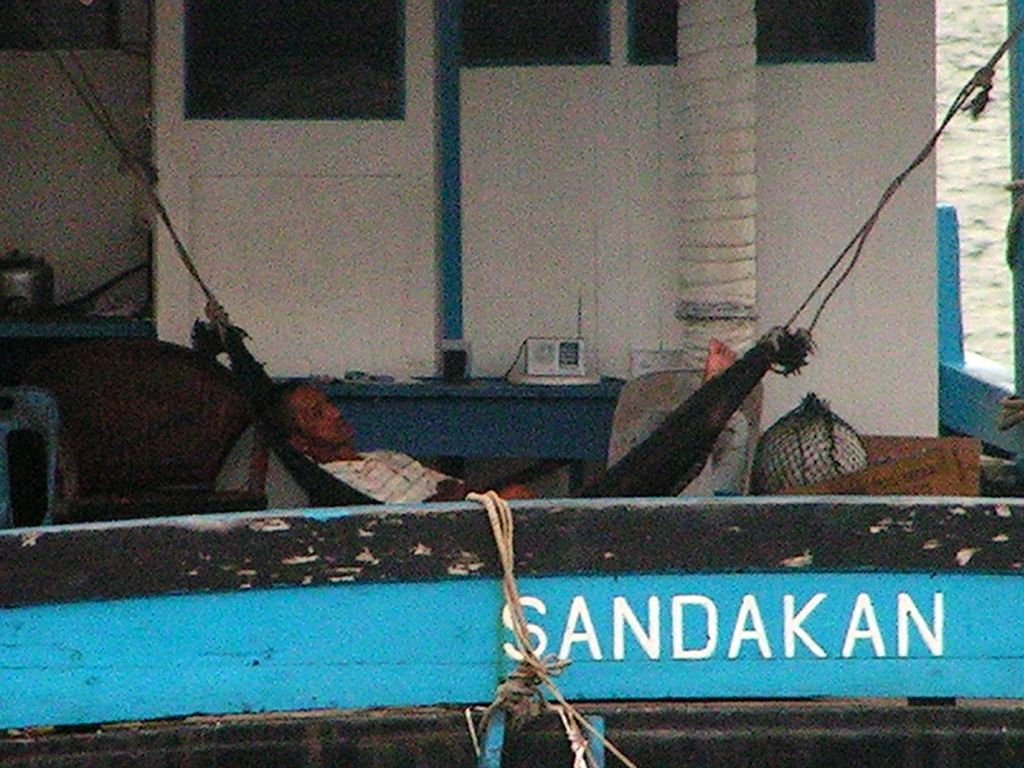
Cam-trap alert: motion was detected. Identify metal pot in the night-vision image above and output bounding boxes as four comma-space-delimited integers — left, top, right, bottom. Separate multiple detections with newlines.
0, 251, 54, 316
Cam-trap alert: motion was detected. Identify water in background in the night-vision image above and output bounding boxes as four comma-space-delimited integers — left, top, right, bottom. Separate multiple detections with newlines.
937, 0, 1014, 369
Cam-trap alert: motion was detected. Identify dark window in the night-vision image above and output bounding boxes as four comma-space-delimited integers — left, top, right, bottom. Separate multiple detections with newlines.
462, 0, 609, 66
756, 0, 874, 63
185, 0, 404, 120
1, 0, 119, 50
629, 0, 676, 65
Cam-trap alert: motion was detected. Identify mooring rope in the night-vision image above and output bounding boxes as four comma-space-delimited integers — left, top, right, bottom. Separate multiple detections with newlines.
785, 16, 1024, 335
467, 491, 640, 768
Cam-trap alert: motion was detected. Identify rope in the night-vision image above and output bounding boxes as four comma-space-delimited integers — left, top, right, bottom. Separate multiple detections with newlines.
557, 705, 592, 768
998, 395, 1024, 430
14, 0, 230, 331
785, 16, 1024, 334
467, 491, 640, 768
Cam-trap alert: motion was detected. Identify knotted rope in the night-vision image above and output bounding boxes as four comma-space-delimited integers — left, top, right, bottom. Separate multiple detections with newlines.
786, 15, 1024, 335
467, 491, 639, 768
998, 395, 1024, 430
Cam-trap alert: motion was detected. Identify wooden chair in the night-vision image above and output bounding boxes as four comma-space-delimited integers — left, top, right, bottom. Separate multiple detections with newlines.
21, 338, 267, 523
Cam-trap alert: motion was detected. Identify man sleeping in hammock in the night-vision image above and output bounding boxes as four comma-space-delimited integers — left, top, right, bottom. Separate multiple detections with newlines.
199, 314, 808, 502
272, 340, 737, 503
272, 382, 527, 502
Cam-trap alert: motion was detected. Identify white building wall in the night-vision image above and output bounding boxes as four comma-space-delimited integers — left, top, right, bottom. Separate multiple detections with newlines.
460, 65, 678, 377
152, 0, 439, 376
1, 2, 151, 309
4, 0, 938, 439
461, 0, 938, 436
460, 0, 753, 377
755, 0, 937, 434
436, 0, 686, 378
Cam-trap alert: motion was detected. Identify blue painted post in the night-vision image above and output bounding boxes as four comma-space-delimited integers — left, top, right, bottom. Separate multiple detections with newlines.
477, 709, 505, 768
936, 205, 965, 368
437, 0, 464, 341
1010, 0, 1024, 391
588, 715, 606, 767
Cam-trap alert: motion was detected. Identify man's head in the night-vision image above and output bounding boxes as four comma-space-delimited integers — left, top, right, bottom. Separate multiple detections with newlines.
275, 383, 359, 463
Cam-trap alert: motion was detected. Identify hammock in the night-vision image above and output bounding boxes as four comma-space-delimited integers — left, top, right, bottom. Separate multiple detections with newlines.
198, 318, 812, 503
580, 327, 812, 497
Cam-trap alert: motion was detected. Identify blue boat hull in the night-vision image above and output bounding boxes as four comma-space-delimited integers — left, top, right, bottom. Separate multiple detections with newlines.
2, 495, 1024, 765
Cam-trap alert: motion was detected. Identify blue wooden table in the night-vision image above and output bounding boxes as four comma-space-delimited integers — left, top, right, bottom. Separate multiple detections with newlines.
318, 377, 624, 465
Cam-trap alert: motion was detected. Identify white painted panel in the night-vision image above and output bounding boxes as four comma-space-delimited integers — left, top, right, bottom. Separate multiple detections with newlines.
190, 174, 435, 377
153, 0, 437, 356
461, 65, 677, 376
461, 68, 601, 374
594, 69, 681, 374
756, 0, 937, 436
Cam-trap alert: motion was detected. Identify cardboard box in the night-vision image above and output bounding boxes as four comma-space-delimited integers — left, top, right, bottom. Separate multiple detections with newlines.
777, 436, 980, 496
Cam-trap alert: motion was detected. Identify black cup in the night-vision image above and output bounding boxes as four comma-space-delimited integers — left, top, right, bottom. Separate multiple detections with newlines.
442, 347, 468, 382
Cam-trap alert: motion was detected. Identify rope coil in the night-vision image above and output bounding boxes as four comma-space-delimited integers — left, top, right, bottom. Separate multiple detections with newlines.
467, 491, 639, 768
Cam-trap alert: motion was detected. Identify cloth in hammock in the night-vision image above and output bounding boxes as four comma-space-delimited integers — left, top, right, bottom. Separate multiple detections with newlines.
579, 327, 813, 497
322, 449, 453, 504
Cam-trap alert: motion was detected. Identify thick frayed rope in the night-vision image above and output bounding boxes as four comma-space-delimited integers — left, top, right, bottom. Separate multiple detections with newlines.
467, 490, 639, 768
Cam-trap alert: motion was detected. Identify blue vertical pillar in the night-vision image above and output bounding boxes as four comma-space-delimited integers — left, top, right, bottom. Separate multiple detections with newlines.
936, 205, 965, 368
437, 0, 464, 341
588, 714, 606, 767
1010, 0, 1024, 391
477, 709, 505, 768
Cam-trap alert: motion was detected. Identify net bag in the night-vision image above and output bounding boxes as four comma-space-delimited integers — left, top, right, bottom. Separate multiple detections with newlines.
750, 392, 868, 493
